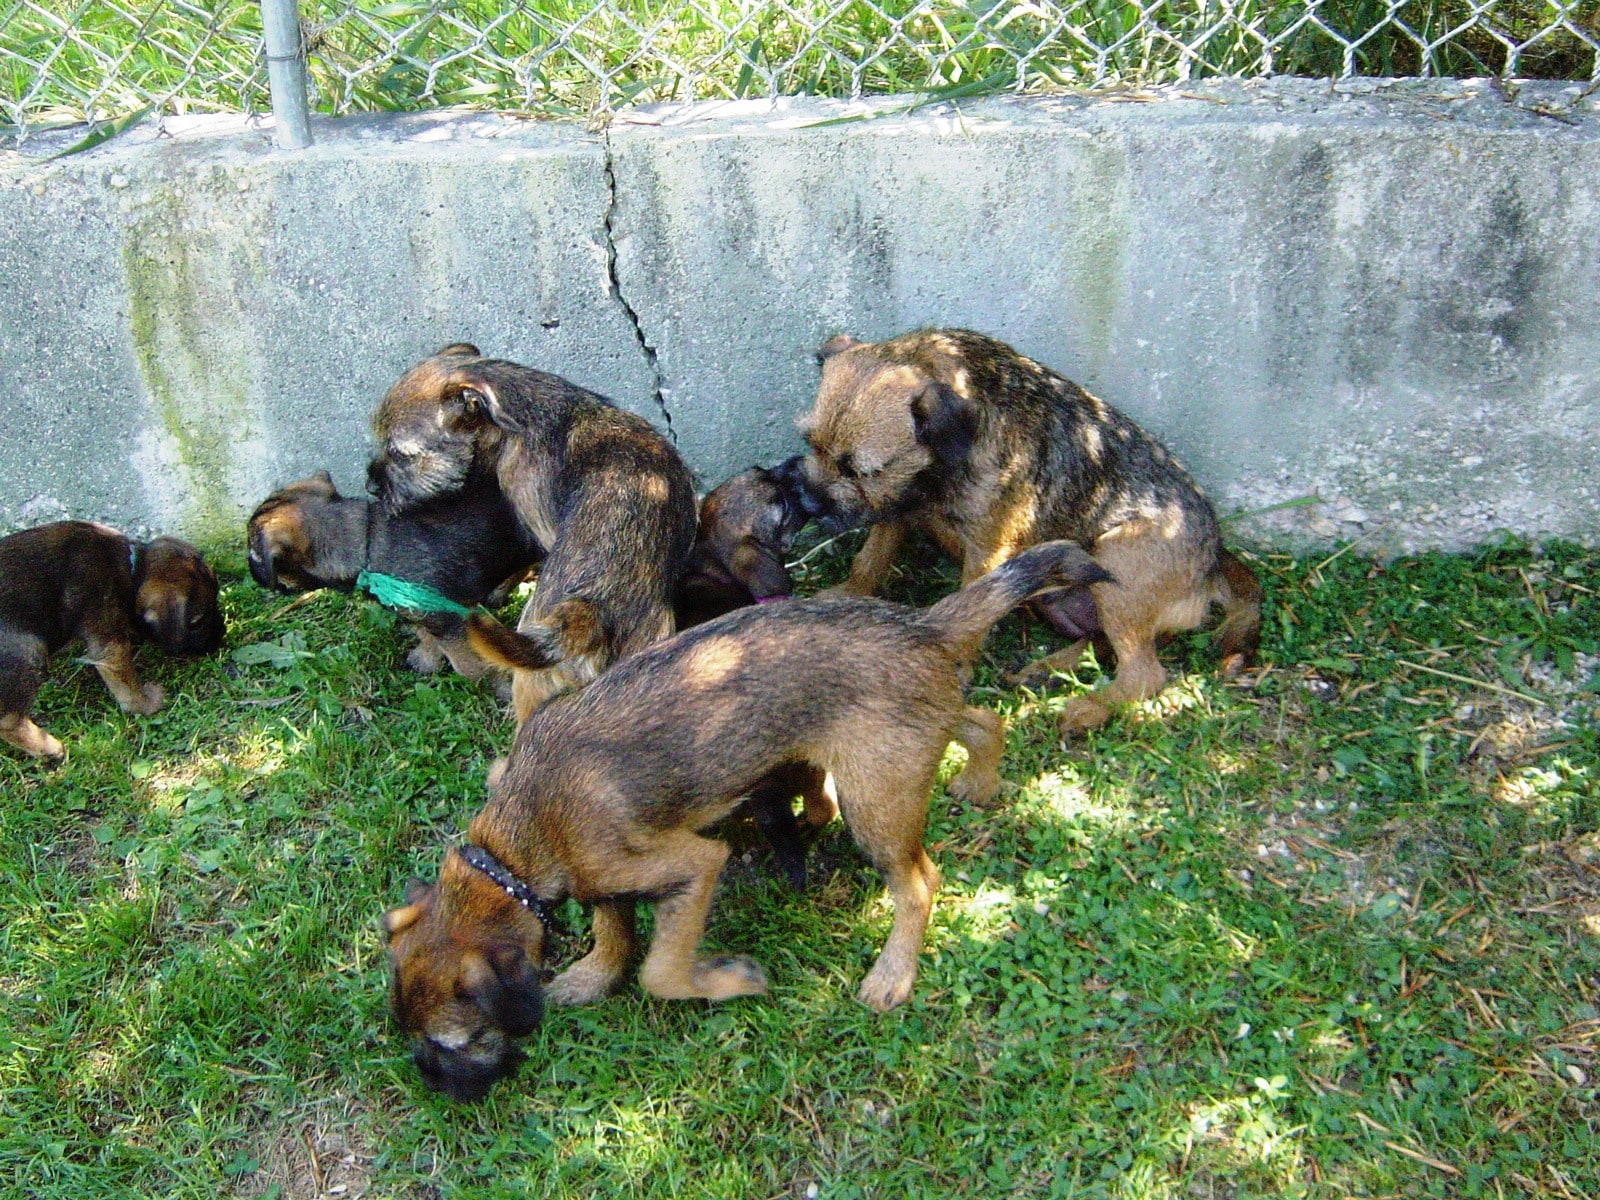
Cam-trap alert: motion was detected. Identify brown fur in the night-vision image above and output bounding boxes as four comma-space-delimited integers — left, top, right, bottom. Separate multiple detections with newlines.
367, 345, 697, 722
247, 470, 539, 687
384, 540, 1110, 1101
0, 521, 223, 758
796, 328, 1262, 733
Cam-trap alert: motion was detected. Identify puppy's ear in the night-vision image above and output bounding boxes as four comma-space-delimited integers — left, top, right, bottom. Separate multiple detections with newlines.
383, 902, 424, 937
462, 945, 544, 1037
437, 342, 481, 358
816, 333, 861, 362
384, 879, 435, 935
310, 469, 340, 498
446, 369, 521, 434
910, 381, 978, 465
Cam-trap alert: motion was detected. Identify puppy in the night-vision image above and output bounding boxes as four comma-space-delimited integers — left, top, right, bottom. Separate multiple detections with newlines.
672, 457, 812, 630
383, 540, 1110, 1101
247, 471, 539, 684
795, 328, 1262, 733
0, 521, 223, 758
367, 344, 697, 722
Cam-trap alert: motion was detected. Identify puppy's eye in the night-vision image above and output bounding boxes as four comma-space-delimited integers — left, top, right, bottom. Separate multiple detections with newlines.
836, 454, 879, 482
187, 610, 208, 629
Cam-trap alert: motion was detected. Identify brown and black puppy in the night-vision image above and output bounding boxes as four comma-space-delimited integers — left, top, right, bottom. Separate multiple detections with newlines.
795, 328, 1262, 734
367, 344, 697, 723
383, 540, 1110, 1101
672, 457, 812, 629
247, 471, 540, 685
0, 521, 223, 758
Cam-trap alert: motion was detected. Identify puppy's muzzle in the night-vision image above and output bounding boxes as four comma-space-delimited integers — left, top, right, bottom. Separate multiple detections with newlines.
246, 527, 282, 592
366, 456, 393, 502
771, 454, 832, 533
411, 1036, 524, 1104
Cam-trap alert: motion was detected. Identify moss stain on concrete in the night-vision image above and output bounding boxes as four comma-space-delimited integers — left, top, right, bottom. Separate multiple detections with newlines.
121, 178, 254, 542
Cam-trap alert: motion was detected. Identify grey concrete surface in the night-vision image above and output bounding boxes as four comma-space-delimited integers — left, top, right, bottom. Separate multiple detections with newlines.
1, 111, 651, 542
3, 79, 1598, 552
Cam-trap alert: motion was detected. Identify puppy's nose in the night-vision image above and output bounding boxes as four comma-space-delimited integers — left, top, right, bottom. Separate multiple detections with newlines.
366, 458, 388, 497
774, 455, 830, 520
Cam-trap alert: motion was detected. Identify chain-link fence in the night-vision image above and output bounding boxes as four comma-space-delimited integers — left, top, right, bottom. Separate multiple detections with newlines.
4, 0, 1598, 137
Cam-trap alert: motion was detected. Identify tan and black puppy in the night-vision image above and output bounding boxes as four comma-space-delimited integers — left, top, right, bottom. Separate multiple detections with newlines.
247, 471, 539, 685
0, 521, 223, 758
795, 328, 1262, 734
673, 456, 812, 630
367, 344, 697, 722
383, 540, 1110, 1102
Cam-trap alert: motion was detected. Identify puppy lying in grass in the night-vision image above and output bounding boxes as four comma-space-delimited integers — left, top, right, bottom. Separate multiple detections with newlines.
1, 521, 223, 758
247, 471, 539, 687
384, 540, 1110, 1102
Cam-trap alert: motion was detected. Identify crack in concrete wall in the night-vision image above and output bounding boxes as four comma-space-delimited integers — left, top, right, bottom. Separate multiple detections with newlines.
601, 121, 674, 443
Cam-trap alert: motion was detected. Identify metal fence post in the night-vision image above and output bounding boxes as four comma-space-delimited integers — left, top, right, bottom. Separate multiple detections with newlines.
261, 0, 312, 149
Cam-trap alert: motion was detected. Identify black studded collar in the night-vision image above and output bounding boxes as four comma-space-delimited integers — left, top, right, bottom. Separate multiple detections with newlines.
456, 843, 565, 942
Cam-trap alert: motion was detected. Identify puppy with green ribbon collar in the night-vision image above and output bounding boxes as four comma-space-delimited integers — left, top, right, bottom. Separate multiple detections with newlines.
246, 470, 540, 684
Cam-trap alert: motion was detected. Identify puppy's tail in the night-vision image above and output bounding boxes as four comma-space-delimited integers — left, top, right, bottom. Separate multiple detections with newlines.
1210, 549, 1262, 678
921, 541, 1113, 659
464, 599, 603, 673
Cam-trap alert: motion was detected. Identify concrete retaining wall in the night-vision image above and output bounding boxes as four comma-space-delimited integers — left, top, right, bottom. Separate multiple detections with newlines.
3, 79, 1598, 551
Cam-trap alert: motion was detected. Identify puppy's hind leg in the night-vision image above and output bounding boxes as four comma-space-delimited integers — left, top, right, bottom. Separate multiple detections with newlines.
547, 900, 637, 1006
0, 642, 61, 758
832, 756, 942, 1012
1, 712, 63, 758
635, 832, 768, 1001
858, 840, 940, 1012
946, 706, 1005, 806
1005, 638, 1087, 690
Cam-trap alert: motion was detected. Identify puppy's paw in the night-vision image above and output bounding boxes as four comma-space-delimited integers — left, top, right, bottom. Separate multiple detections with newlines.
124, 682, 165, 716
694, 955, 768, 1000
856, 961, 915, 1012
1056, 695, 1110, 735
946, 765, 999, 807
406, 643, 445, 674
3, 719, 64, 758
546, 964, 622, 1007
1003, 662, 1049, 690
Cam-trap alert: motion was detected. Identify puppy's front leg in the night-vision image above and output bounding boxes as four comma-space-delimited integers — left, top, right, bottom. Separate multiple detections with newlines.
405, 626, 447, 674
86, 639, 163, 716
547, 900, 637, 1006
635, 832, 768, 1001
827, 520, 905, 597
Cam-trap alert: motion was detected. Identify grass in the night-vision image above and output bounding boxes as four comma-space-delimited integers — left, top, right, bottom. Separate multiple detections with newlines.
3, 0, 1597, 133
1, 533, 1597, 1198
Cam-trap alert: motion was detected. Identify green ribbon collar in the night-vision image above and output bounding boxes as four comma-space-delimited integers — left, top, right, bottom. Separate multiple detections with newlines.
355, 570, 473, 617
